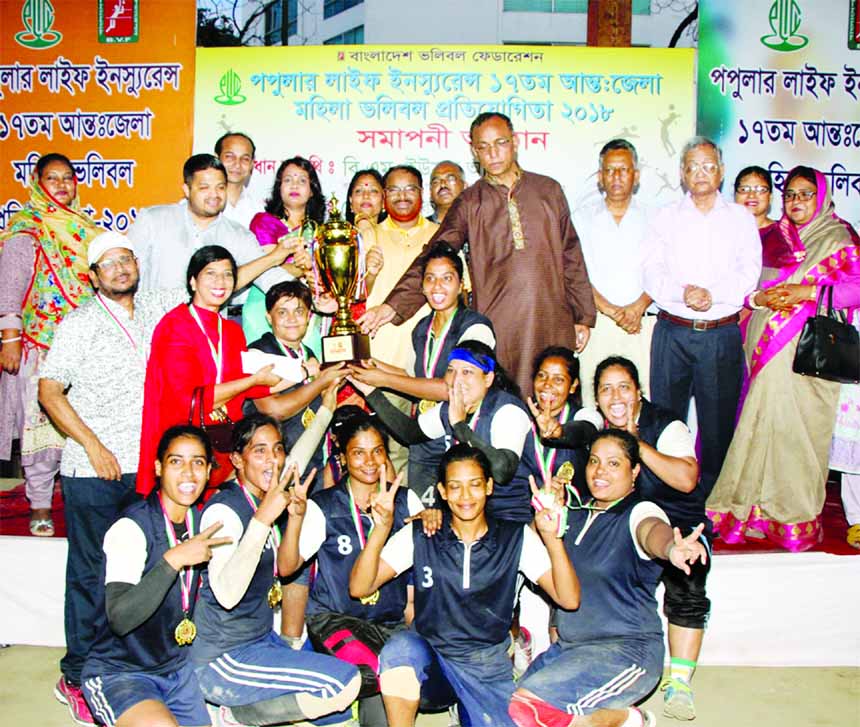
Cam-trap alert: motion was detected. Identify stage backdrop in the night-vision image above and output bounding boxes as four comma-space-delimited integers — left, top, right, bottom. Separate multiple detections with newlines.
698, 0, 860, 223
0, 0, 197, 231
194, 45, 695, 215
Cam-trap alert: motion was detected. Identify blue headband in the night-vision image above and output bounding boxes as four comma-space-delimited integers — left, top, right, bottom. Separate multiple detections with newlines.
448, 347, 495, 373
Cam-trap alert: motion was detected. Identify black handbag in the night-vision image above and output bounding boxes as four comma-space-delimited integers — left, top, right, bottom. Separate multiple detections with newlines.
792, 286, 860, 384
189, 386, 235, 453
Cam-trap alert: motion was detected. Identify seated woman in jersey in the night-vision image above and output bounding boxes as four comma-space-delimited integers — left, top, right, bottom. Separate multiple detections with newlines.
349, 243, 495, 507
509, 429, 707, 727
351, 341, 534, 523
350, 444, 580, 727
82, 425, 231, 727
279, 411, 425, 727
580, 356, 704, 721
191, 412, 361, 727
524, 346, 602, 506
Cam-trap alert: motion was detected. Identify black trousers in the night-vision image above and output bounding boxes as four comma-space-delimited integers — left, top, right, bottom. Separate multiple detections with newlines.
649, 318, 743, 499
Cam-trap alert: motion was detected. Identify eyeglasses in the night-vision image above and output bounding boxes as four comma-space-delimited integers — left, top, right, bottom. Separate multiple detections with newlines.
96, 254, 135, 272
602, 166, 634, 177
736, 185, 770, 195
385, 185, 421, 197
784, 189, 816, 201
684, 162, 720, 175
430, 174, 462, 188
472, 137, 513, 154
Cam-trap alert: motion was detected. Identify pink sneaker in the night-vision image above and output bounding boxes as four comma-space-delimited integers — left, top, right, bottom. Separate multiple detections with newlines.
508, 692, 573, 727
54, 676, 97, 725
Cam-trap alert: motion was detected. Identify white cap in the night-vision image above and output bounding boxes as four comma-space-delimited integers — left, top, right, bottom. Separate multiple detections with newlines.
87, 230, 135, 267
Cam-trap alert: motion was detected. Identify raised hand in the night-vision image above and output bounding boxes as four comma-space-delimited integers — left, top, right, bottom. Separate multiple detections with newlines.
255, 461, 293, 527
667, 523, 708, 575
348, 360, 390, 389
527, 397, 562, 440
447, 378, 467, 426
405, 508, 443, 537
365, 246, 384, 277
369, 470, 404, 530
254, 363, 283, 389
357, 304, 396, 336
286, 465, 317, 518
320, 374, 343, 411
529, 475, 565, 538
163, 521, 233, 570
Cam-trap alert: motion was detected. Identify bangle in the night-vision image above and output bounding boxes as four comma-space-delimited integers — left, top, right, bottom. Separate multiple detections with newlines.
748, 291, 765, 310
1, 336, 22, 343
665, 543, 676, 561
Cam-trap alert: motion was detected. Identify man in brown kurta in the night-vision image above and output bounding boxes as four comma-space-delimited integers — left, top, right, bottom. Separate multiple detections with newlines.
359, 112, 596, 396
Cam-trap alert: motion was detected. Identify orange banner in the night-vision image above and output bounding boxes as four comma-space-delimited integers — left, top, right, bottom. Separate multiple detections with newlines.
0, 0, 196, 231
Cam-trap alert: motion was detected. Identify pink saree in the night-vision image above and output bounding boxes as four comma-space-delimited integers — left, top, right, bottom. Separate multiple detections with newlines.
708, 170, 860, 551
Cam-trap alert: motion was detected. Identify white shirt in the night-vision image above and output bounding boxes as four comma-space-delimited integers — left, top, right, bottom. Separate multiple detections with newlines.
575, 197, 651, 307
641, 194, 761, 320
223, 185, 264, 230
128, 200, 289, 297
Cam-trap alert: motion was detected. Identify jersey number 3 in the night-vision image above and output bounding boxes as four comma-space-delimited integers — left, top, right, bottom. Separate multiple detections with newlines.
421, 566, 434, 588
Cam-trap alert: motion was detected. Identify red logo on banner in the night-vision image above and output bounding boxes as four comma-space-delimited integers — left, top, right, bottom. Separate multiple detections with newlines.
98, 0, 138, 43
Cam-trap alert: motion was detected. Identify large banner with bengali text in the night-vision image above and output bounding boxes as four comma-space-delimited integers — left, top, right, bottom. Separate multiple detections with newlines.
698, 0, 860, 223
193, 45, 695, 216
0, 0, 196, 231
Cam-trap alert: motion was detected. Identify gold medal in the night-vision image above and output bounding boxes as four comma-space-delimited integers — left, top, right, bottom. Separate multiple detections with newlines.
556, 461, 575, 484
174, 617, 197, 646
418, 399, 436, 414
359, 589, 380, 606
301, 408, 315, 429
267, 581, 283, 609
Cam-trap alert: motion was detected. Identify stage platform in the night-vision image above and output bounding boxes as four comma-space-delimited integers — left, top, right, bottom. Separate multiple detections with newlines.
2, 534, 858, 666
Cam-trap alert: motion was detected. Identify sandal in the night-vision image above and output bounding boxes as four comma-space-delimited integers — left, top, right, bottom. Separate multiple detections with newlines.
847, 524, 860, 550
29, 517, 55, 537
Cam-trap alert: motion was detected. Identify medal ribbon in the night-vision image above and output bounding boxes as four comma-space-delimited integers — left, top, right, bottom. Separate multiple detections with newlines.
347, 480, 374, 550
238, 483, 281, 581
95, 294, 147, 363
188, 305, 223, 384
158, 493, 196, 614
422, 308, 457, 377
532, 403, 570, 484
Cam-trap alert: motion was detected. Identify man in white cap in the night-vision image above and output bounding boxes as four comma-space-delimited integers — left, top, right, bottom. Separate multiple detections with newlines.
39, 230, 186, 726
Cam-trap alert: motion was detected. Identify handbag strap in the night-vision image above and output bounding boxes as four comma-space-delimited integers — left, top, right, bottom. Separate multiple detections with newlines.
824, 285, 848, 324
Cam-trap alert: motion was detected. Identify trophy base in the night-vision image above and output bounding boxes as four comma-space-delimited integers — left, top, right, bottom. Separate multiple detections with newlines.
321, 331, 371, 364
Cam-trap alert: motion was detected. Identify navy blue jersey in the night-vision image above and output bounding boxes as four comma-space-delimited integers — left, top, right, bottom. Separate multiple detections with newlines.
307, 481, 414, 624
83, 494, 200, 677
556, 494, 664, 644
412, 514, 525, 659
435, 388, 532, 522
520, 407, 588, 507
191, 482, 278, 665
409, 307, 495, 505
636, 399, 710, 535
246, 333, 324, 487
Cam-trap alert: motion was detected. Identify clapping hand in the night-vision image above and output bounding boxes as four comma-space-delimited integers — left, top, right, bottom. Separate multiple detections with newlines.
527, 397, 563, 440
164, 521, 233, 570
667, 523, 708, 575
369, 470, 404, 530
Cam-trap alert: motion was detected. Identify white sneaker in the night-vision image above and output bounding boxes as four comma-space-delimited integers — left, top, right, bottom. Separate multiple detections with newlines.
510, 627, 533, 680
447, 703, 461, 726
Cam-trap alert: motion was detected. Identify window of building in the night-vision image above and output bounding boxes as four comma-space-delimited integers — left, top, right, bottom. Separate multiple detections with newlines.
323, 0, 364, 20
323, 24, 364, 44
503, 0, 651, 13
264, 0, 298, 45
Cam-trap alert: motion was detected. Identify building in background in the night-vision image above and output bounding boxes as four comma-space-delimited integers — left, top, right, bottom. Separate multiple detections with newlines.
239, 0, 696, 48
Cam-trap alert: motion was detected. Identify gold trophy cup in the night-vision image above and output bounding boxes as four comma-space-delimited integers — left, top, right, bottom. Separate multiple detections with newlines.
314, 195, 371, 364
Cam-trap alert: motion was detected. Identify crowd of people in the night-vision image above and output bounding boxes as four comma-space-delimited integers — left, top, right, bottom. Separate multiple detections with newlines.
0, 110, 858, 727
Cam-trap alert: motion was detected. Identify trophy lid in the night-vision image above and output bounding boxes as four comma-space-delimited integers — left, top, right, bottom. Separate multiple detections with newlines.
327, 194, 344, 223
316, 194, 356, 244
